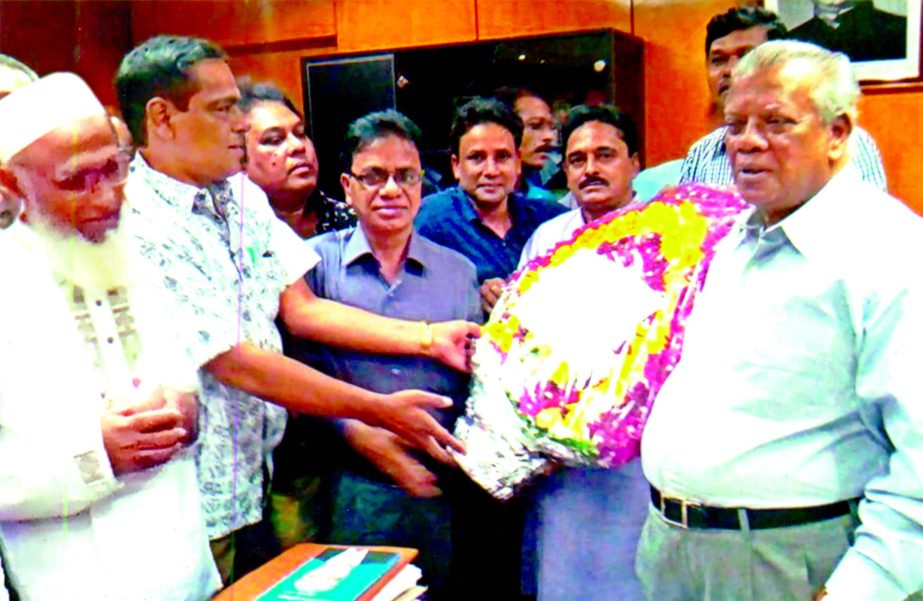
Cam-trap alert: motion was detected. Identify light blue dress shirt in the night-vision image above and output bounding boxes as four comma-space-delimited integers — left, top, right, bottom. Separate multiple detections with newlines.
642, 168, 923, 599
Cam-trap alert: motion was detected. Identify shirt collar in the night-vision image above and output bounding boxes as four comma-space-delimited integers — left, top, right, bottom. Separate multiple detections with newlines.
455, 186, 481, 224
342, 226, 428, 271
775, 166, 860, 260
455, 185, 527, 226
738, 166, 860, 260
130, 152, 214, 213
714, 125, 729, 158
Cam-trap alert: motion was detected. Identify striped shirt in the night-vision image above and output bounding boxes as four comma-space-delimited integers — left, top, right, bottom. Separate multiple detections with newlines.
679, 125, 887, 191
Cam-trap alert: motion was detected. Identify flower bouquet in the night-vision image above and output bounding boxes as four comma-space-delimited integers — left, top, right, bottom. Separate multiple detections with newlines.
453, 184, 748, 500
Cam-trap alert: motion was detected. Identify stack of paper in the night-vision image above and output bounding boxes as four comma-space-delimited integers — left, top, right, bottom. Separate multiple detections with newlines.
370, 564, 424, 601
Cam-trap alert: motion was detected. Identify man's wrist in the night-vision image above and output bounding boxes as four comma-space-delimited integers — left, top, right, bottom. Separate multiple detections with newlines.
418, 321, 433, 356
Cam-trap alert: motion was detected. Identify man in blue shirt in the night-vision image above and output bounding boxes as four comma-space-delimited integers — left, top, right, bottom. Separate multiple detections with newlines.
294, 110, 480, 599
416, 97, 567, 316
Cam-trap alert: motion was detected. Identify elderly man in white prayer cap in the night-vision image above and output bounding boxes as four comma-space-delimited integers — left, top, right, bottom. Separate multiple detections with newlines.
0, 73, 220, 600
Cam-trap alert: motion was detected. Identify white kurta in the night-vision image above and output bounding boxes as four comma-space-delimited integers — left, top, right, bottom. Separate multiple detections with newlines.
0, 227, 220, 601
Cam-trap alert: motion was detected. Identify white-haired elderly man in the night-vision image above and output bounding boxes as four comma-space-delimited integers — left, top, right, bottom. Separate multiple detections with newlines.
0, 73, 219, 600
637, 41, 923, 601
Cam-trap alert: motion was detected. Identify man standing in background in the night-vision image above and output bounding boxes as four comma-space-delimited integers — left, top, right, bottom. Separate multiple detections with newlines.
679, 5, 886, 190
498, 87, 562, 202
0, 54, 37, 230
417, 96, 566, 316
520, 103, 648, 601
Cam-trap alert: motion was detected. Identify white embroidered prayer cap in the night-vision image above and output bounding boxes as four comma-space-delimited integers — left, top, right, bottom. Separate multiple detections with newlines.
0, 72, 106, 163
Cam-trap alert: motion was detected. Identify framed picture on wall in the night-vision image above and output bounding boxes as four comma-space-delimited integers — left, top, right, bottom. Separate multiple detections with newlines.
764, 0, 921, 83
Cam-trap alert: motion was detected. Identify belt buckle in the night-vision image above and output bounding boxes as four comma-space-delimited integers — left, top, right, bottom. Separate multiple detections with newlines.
660, 494, 702, 529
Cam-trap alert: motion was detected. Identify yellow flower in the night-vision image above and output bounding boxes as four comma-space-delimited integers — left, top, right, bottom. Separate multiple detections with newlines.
484, 314, 523, 354
536, 406, 563, 430
549, 361, 570, 388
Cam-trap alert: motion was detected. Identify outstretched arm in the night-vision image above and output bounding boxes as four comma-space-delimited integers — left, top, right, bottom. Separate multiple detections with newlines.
279, 278, 479, 373
205, 342, 463, 460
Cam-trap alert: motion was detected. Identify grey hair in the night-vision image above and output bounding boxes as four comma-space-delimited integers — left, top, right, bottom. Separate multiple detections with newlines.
0, 53, 38, 82
733, 40, 860, 124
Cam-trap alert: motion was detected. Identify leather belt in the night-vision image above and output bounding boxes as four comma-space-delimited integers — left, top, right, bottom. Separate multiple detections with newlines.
650, 486, 856, 530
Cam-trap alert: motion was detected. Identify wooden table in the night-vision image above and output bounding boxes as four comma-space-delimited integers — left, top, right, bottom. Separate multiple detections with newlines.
213, 543, 417, 601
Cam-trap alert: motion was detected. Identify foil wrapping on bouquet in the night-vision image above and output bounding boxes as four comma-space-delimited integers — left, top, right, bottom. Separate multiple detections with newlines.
454, 184, 749, 500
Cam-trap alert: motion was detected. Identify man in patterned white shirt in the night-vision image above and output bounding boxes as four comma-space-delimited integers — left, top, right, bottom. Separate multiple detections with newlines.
0, 72, 219, 600
679, 5, 887, 190
117, 35, 477, 582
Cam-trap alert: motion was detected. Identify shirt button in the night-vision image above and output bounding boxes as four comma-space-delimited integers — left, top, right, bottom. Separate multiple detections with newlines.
95, 299, 103, 307
107, 337, 114, 344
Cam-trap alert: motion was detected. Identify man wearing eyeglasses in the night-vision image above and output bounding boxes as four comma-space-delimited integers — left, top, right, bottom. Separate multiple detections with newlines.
416, 97, 567, 317
0, 72, 220, 600
291, 110, 480, 598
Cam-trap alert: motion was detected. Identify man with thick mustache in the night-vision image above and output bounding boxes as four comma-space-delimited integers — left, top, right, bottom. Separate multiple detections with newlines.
498, 87, 561, 203
521, 104, 640, 263
117, 35, 476, 582
517, 104, 648, 601
638, 41, 923, 601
